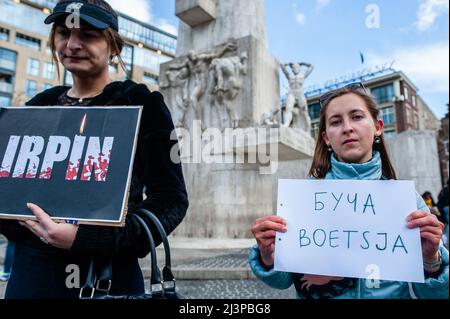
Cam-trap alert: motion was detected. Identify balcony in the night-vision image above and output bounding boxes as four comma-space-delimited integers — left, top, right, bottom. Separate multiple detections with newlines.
0, 82, 13, 94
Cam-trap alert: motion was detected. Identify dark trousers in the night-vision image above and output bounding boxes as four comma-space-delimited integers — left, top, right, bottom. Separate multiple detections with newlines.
5, 243, 145, 299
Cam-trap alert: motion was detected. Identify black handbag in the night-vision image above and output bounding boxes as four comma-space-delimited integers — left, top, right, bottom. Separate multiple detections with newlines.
79, 208, 184, 299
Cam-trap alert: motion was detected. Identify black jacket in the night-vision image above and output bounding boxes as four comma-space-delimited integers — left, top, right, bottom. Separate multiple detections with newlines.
0, 80, 188, 258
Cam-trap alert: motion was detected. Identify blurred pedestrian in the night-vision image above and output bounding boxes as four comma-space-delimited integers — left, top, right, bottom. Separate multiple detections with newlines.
0, 241, 14, 282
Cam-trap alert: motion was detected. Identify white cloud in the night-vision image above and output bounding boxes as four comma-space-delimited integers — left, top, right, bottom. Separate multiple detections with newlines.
366, 42, 449, 93
108, 0, 153, 24
295, 12, 306, 25
416, 0, 449, 31
107, 1, 178, 36
316, 0, 331, 10
157, 19, 178, 36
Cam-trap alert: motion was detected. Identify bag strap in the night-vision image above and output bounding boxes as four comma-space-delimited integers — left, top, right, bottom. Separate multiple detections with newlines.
135, 208, 177, 291
80, 215, 163, 299
79, 258, 97, 299
134, 214, 164, 297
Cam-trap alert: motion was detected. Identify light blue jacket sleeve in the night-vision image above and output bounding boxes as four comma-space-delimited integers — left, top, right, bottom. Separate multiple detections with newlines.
411, 245, 449, 299
410, 192, 449, 299
248, 245, 293, 290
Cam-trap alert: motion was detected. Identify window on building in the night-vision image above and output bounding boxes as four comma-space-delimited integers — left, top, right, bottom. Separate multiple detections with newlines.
122, 44, 134, 78
27, 58, 40, 77
143, 72, 158, 85
109, 63, 119, 74
0, 48, 17, 71
64, 70, 73, 86
15, 33, 41, 51
444, 141, 449, 156
403, 87, 409, 101
370, 84, 395, 104
308, 103, 321, 121
26, 0, 58, 8
25, 80, 37, 97
379, 106, 395, 126
118, 16, 176, 56
0, 95, 11, 106
0, 73, 13, 94
0, 27, 9, 41
412, 95, 416, 107
384, 130, 396, 139
43, 62, 55, 80
42, 83, 53, 91
406, 106, 414, 127
311, 122, 320, 139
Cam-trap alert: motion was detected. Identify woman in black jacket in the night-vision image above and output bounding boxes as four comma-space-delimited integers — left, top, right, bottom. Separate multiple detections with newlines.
0, 0, 188, 298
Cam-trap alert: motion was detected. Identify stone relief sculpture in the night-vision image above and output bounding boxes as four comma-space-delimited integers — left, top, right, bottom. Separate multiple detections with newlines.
280, 62, 313, 132
166, 40, 238, 129
160, 66, 189, 128
209, 51, 248, 128
259, 108, 280, 127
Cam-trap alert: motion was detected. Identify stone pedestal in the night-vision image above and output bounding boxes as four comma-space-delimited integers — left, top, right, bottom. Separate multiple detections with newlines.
163, 0, 315, 238
175, 0, 267, 56
175, 0, 216, 27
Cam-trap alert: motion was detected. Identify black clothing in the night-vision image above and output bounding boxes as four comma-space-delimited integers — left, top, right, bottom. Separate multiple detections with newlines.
0, 80, 188, 298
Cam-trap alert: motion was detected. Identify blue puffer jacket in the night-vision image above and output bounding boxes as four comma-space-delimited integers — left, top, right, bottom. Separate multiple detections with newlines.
249, 152, 449, 299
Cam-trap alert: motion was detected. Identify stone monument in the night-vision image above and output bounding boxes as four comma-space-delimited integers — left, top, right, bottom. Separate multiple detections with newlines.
160, 0, 315, 238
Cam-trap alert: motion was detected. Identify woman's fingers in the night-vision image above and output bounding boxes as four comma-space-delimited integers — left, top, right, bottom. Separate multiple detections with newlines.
20, 220, 45, 238
27, 203, 55, 230
419, 225, 443, 236
255, 215, 286, 225
420, 232, 442, 245
253, 220, 287, 233
407, 214, 441, 229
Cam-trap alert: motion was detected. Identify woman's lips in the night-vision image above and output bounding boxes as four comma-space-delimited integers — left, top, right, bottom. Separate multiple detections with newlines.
343, 139, 358, 145
64, 56, 87, 61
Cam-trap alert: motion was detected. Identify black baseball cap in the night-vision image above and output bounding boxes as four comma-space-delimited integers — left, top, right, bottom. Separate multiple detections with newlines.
44, 1, 119, 31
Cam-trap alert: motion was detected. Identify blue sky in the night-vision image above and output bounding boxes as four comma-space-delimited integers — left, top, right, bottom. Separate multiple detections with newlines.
109, 0, 449, 119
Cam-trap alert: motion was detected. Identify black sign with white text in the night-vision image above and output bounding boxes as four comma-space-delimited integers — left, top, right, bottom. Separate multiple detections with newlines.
0, 106, 142, 226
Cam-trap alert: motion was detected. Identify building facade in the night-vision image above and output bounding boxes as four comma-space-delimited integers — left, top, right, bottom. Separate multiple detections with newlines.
438, 105, 449, 186
0, 0, 176, 106
306, 70, 441, 140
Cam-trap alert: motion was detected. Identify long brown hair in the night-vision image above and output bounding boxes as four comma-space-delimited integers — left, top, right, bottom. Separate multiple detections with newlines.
308, 87, 397, 180
48, 0, 126, 80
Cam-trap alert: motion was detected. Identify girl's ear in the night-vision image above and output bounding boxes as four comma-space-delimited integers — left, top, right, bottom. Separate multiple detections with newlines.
375, 119, 384, 136
322, 131, 330, 146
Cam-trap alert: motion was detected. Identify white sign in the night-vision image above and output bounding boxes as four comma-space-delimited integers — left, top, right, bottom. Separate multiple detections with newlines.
274, 179, 424, 283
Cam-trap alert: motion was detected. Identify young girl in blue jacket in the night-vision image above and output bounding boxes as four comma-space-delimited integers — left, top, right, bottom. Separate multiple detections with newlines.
249, 83, 448, 299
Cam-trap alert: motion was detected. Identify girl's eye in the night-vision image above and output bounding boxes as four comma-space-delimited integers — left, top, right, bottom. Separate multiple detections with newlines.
330, 120, 341, 126
56, 29, 70, 37
83, 31, 101, 38
353, 114, 364, 120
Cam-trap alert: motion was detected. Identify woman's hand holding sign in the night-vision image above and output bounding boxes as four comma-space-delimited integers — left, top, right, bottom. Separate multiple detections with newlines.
406, 210, 444, 267
251, 215, 287, 268
19, 203, 79, 250
252, 215, 349, 289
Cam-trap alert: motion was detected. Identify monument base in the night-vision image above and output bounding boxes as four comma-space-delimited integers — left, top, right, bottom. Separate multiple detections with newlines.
173, 128, 315, 238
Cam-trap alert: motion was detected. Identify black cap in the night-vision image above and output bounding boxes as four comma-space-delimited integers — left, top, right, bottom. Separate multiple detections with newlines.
44, 1, 119, 31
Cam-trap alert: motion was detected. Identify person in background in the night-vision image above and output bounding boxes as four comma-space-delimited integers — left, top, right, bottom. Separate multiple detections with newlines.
437, 180, 449, 247
422, 191, 443, 223
0, 241, 14, 282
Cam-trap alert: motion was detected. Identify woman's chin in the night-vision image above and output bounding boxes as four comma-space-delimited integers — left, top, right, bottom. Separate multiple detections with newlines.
338, 151, 370, 164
